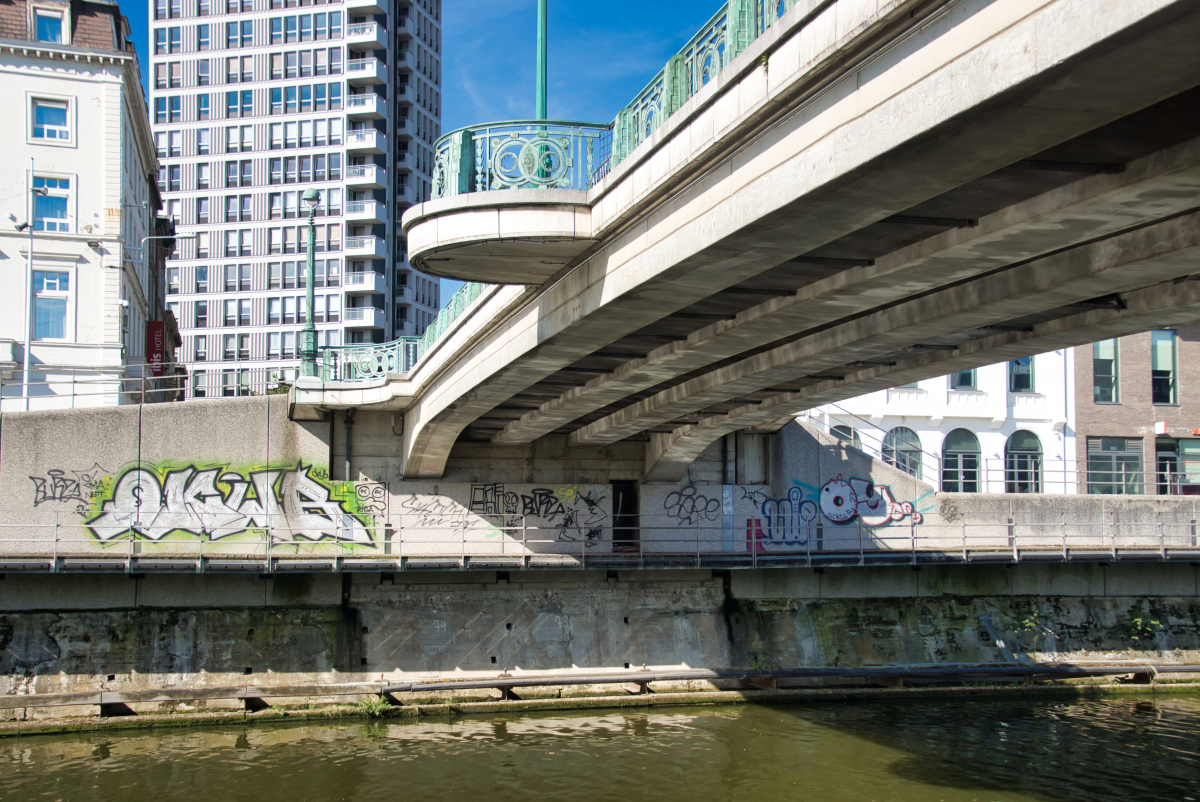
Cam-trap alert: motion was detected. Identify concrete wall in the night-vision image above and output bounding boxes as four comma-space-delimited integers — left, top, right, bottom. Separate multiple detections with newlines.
0, 563, 1195, 701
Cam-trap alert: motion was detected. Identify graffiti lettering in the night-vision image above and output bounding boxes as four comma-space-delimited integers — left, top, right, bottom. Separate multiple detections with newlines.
818, 476, 923, 526
30, 470, 85, 507
746, 477, 922, 551
85, 463, 372, 542
468, 483, 608, 543
663, 486, 721, 526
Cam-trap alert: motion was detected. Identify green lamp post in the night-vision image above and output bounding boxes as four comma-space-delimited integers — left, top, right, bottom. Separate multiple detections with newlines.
299, 188, 321, 379
535, 0, 547, 120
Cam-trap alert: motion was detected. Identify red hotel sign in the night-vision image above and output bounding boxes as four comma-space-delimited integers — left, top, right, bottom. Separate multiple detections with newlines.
146, 320, 166, 377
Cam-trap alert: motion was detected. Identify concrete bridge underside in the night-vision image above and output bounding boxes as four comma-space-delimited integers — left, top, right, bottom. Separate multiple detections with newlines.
308, 0, 1200, 481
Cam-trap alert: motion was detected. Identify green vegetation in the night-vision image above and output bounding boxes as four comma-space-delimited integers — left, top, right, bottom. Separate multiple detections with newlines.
1126, 613, 1163, 643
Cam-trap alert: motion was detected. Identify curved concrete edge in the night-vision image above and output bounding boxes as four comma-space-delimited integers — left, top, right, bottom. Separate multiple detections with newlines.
402, 191, 595, 285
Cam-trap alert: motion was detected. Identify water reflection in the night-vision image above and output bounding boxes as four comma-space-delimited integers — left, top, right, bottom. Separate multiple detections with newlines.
0, 697, 1196, 801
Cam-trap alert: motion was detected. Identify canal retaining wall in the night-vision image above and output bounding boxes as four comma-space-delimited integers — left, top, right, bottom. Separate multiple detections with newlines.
0, 562, 1196, 717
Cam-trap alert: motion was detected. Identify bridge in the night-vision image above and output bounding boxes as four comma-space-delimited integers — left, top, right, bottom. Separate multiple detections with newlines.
282, 0, 1200, 485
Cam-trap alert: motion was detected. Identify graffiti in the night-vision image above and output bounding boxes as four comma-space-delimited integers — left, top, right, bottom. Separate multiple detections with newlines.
663, 486, 721, 526
818, 475, 923, 527
29, 464, 112, 511
84, 463, 372, 543
939, 498, 962, 523
397, 489, 474, 533
468, 483, 608, 543
354, 483, 388, 518
745, 477, 922, 551
738, 486, 769, 506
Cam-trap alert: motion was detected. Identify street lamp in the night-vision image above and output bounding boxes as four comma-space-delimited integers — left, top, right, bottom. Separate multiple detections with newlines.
300, 188, 321, 379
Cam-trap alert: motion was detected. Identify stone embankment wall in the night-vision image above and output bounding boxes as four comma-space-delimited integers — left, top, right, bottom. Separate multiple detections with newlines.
0, 563, 1196, 713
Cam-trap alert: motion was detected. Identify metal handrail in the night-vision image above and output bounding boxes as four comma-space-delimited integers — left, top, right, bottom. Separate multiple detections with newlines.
345, 21, 383, 36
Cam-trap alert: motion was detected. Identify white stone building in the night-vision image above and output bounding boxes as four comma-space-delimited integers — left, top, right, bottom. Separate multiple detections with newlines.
802, 350, 1077, 494
0, 0, 164, 410
149, 0, 444, 398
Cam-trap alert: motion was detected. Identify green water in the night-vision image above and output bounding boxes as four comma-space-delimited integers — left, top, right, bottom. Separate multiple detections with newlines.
2, 696, 1199, 801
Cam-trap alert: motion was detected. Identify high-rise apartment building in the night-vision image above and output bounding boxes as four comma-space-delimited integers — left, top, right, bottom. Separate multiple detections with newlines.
149, 0, 442, 398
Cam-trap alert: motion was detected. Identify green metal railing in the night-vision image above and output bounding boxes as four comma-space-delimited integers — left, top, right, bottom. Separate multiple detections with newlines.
432, 120, 609, 200
319, 282, 488, 381
326, 0, 816, 383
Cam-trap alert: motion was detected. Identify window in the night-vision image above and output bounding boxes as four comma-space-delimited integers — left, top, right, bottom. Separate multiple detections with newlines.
168, 165, 181, 191
167, 267, 179, 295
283, 296, 296, 323
198, 195, 211, 223
1152, 330, 1177, 405
194, 300, 208, 327
271, 18, 283, 44
1092, 339, 1118, 404
197, 130, 210, 156
169, 62, 182, 89
241, 90, 252, 117
195, 265, 208, 292
170, 96, 181, 122
239, 263, 252, 291
1005, 431, 1042, 494
949, 369, 976, 391
223, 299, 237, 326
31, 99, 69, 141
197, 94, 210, 120
941, 429, 980, 493
169, 26, 181, 52
268, 332, 281, 357
33, 177, 70, 232
268, 297, 281, 324
269, 262, 282, 288
197, 23, 210, 50
197, 59, 210, 86
1008, 356, 1034, 393
35, 11, 63, 43
238, 333, 250, 360
242, 19, 253, 47
282, 331, 296, 358
193, 372, 207, 398
31, 271, 68, 339
169, 130, 182, 157
883, 427, 922, 478
241, 160, 252, 186
1087, 437, 1143, 495
194, 336, 207, 362
222, 370, 236, 397
831, 425, 860, 450
226, 21, 238, 48
196, 232, 209, 258
198, 0, 209, 16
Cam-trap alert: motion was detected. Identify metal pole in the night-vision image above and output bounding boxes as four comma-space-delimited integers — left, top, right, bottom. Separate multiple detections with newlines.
23, 158, 35, 411
300, 192, 319, 378
535, 0, 548, 119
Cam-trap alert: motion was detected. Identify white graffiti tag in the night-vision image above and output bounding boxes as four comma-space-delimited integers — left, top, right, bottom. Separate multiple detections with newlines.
85, 465, 372, 542
818, 476, 923, 527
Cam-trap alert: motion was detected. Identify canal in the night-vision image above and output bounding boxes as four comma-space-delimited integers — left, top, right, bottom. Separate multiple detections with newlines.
2, 695, 1198, 801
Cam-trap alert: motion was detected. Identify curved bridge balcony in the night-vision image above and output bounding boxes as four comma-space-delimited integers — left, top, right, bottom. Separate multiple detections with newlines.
402, 120, 609, 286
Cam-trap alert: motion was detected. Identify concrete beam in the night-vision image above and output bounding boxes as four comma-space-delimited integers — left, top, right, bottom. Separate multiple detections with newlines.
493, 139, 1200, 446
576, 209, 1200, 446
645, 277, 1200, 480
402, 0, 1200, 478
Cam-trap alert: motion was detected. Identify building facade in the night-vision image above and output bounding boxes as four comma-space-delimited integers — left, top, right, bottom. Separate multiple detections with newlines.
803, 350, 1076, 494
149, 0, 442, 398
1075, 324, 1200, 495
0, 0, 166, 410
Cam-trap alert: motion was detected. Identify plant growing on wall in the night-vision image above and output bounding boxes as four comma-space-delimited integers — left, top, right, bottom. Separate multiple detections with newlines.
1126, 612, 1163, 644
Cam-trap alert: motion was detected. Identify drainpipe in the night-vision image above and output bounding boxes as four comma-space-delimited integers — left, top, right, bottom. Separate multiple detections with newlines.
344, 408, 357, 481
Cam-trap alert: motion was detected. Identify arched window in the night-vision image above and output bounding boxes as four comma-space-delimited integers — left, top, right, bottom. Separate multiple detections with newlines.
831, 425, 861, 450
942, 429, 981, 492
883, 427, 922, 478
1005, 430, 1042, 493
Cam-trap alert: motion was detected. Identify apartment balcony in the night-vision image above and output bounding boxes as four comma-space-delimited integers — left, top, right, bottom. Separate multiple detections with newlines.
346, 21, 386, 52
346, 57, 386, 86
343, 306, 386, 329
346, 164, 386, 190
347, 94, 386, 121
345, 0, 386, 16
344, 235, 386, 260
344, 270, 388, 295
346, 129, 385, 155
345, 199, 385, 224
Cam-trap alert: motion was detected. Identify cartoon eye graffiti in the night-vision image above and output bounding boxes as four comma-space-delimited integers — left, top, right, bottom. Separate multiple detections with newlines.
819, 477, 858, 523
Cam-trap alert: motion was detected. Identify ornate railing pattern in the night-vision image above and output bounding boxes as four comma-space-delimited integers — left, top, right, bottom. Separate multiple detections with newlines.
612, 0, 802, 166
319, 282, 489, 381
432, 121, 608, 200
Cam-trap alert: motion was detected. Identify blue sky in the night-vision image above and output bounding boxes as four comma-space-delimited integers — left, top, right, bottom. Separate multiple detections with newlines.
126, 0, 720, 305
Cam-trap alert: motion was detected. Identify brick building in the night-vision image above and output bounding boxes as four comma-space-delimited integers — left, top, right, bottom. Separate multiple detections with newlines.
1075, 323, 1200, 495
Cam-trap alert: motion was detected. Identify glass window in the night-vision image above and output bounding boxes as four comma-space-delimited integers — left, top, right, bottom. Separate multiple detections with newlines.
241, 19, 253, 47
271, 17, 283, 43
197, 59, 210, 86
1092, 339, 1118, 404
35, 11, 63, 43
830, 425, 860, 451
1087, 437, 1144, 495
197, 23, 210, 50
32, 271, 68, 339
1152, 330, 1177, 405
1009, 356, 1034, 393
167, 267, 180, 294
32, 99, 69, 140
941, 428, 980, 493
197, 94, 210, 120
1005, 431, 1042, 494
949, 369, 975, 391
195, 265, 208, 292
194, 336, 207, 362
169, 26, 181, 52
194, 300, 208, 327
33, 177, 70, 232
883, 427, 922, 478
